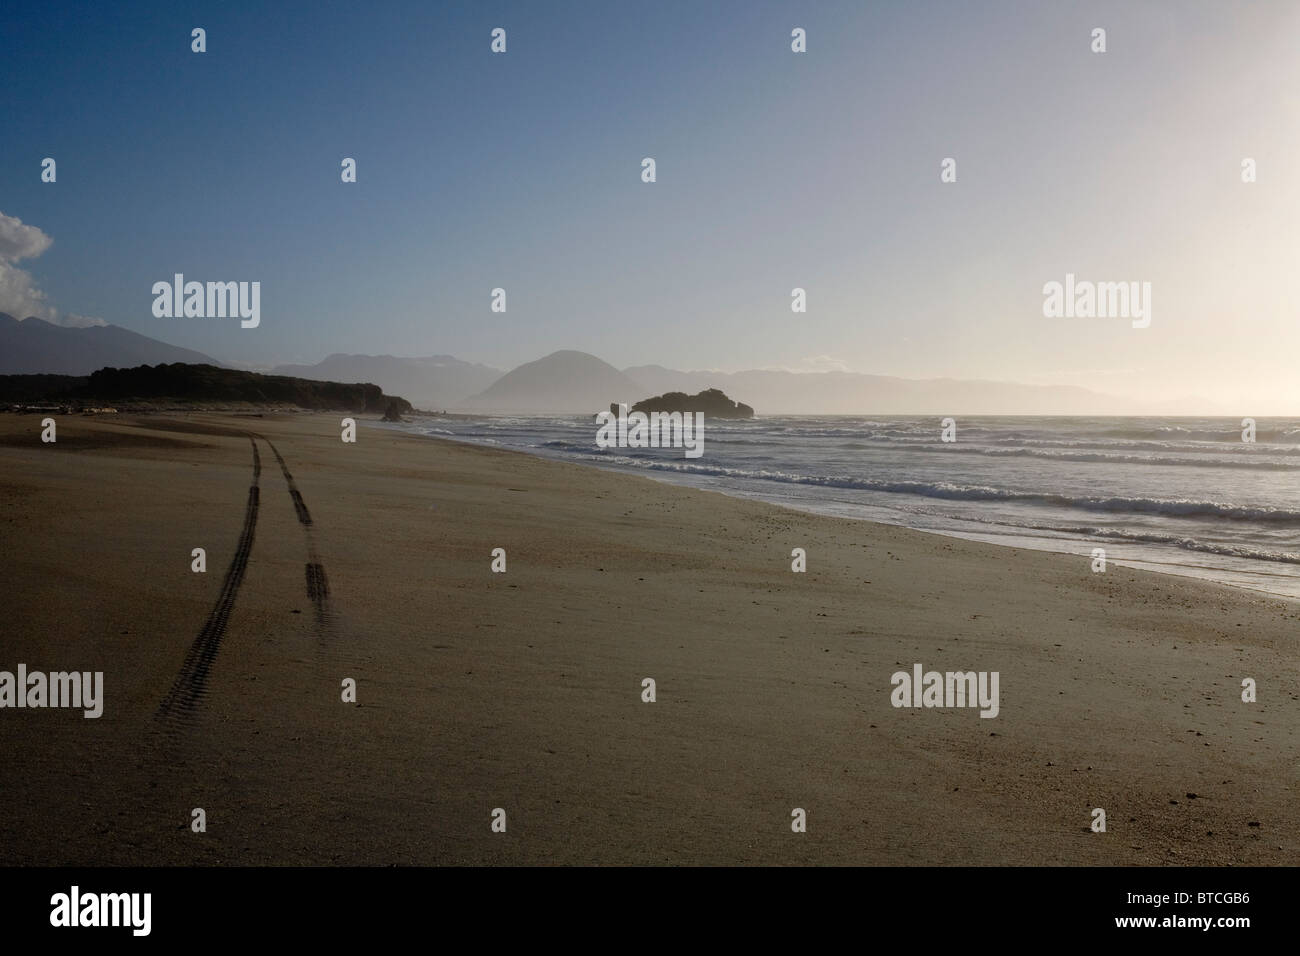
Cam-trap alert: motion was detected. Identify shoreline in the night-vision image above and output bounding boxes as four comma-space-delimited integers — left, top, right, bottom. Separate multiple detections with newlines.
1, 411, 1296, 865
377, 419, 1300, 605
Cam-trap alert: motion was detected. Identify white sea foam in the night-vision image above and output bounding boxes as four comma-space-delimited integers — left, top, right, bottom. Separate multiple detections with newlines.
377, 414, 1300, 598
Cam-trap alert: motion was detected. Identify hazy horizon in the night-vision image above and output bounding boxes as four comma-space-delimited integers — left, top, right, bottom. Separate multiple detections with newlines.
4, 0, 1298, 412
0, 310, 1288, 417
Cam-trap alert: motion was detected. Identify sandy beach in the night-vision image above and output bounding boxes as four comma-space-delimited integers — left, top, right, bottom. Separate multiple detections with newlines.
0, 411, 1296, 866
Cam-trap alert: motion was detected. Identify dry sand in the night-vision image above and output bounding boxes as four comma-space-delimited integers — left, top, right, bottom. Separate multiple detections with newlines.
0, 411, 1296, 865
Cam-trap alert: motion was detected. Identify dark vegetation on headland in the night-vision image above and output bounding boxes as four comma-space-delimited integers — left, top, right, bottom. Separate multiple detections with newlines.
617, 387, 755, 419
0, 363, 413, 414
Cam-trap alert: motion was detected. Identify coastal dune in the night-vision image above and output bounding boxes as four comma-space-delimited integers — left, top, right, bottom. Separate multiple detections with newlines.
0, 412, 1295, 865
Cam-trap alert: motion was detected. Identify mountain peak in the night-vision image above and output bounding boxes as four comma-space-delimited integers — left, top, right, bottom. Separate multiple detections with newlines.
0, 314, 221, 375
463, 350, 645, 413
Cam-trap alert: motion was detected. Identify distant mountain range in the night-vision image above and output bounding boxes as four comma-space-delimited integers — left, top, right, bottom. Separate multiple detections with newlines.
0, 313, 219, 375
461, 351, 1129, 415
2, 314, 1141, 414
272, 354, 500, 411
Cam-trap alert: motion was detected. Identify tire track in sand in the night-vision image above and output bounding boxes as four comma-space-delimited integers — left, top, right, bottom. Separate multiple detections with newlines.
156, 436, 260, 722
258, 436, 336, 632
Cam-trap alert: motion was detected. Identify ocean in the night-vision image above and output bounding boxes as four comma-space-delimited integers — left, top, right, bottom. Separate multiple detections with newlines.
380, 415, 1300, 600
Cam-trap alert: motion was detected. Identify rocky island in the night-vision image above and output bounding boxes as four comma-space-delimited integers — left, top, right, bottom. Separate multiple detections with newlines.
612, 387, 754, 419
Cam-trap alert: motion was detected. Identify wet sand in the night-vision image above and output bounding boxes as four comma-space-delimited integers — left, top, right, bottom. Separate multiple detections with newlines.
0, 411, 1296, 865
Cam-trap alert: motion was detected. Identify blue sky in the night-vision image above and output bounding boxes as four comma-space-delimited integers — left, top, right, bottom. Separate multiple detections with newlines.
3, 0, 1297, 409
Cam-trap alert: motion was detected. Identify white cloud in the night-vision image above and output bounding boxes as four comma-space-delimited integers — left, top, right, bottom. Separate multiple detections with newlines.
0, 211, 105, 326
0, 257, 53, 320
60, 313, 108, 328
0, 213, 53, 260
